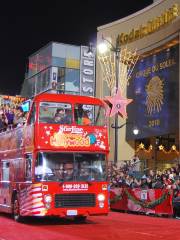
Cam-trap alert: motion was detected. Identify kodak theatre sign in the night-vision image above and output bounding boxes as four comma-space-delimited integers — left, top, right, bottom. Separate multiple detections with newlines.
119, 4, 179, 45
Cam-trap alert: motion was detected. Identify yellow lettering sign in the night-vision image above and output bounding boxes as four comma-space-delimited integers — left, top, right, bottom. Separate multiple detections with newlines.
118, 4, 179, 45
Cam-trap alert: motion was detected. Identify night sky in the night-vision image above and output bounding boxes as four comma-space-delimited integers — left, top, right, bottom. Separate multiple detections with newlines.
0, 0, 153, 96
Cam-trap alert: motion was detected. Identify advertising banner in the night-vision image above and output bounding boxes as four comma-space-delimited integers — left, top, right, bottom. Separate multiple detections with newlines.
110, 188, 173, 216
126, 38, 179, 140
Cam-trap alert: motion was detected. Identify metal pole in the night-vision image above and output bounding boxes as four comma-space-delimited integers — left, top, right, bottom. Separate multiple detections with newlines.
114, 48, 120, 165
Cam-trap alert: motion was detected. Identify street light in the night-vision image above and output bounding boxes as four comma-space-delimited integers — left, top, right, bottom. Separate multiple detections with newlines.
98, 36, 139, 164
98, 35, 121, 164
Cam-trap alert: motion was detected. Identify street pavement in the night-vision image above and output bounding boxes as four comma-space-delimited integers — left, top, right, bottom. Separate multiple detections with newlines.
0, 211, 180, 240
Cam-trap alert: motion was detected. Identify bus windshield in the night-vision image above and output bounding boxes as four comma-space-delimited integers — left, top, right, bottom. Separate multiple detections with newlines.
35, 152, 107, 182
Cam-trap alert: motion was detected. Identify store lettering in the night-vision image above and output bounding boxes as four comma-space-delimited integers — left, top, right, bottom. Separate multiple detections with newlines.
80, 46, 95, 96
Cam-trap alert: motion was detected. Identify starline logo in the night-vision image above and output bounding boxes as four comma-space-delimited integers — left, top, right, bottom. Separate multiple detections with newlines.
59, 125, 83, 134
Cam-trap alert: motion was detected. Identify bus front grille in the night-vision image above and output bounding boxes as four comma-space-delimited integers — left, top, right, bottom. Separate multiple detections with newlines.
55, 193, 96, 208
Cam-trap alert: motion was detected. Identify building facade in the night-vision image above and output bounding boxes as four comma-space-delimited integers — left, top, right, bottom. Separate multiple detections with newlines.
21, 42, 96, 98
96, 0, 180, 170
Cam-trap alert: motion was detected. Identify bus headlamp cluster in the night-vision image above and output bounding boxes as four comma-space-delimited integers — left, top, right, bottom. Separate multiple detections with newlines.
44, 194, 52, 203
44, 194, 52, 209
97, 193, 105, 208
97, 193, 105, 201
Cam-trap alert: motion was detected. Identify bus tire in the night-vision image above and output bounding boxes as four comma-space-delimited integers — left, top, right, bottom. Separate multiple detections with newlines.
74, 216, 87, 223
13, 195, 23, 222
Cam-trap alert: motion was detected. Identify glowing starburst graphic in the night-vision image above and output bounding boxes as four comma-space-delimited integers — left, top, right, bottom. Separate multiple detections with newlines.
98, 45, 139, 95
145, 76, 164, 115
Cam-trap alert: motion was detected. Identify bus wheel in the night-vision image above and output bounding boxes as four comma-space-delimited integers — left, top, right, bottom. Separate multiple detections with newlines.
74, 216, 87, 223
13, 195, 23, 222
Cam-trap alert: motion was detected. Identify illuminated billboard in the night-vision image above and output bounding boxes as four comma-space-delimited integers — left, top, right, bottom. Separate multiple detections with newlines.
126, 37, 179, 140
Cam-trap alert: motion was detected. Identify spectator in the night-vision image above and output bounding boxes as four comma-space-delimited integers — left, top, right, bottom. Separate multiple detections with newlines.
0, 113, 8, 131
131, 155, 141, 172
13, 106, 25, 127
140, 175, 149, 189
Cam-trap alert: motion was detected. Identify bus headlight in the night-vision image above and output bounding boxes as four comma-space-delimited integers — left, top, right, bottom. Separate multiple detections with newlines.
97, 194, 105, 202
99, 202, 104, 208
44, 194, 52, 203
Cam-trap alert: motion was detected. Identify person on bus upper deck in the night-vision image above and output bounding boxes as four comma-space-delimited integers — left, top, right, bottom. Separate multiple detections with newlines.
75, 105, 91, 125
81, 110, 91, 125
54, 108, 71, 124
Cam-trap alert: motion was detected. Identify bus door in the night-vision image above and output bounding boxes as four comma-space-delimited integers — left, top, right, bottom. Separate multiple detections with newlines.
0, 160, 11, 208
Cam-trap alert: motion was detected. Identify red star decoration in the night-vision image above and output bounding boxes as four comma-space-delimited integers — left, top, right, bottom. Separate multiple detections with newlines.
105, 89, 133, 118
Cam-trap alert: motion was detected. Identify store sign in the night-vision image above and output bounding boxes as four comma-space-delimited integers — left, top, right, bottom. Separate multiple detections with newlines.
80, 46, 95, 96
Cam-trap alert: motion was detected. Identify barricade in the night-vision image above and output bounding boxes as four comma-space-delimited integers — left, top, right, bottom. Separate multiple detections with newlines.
110, 187, 173, 216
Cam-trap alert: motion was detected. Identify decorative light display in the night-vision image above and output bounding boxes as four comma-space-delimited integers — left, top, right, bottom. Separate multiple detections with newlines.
136, 143, 179, 155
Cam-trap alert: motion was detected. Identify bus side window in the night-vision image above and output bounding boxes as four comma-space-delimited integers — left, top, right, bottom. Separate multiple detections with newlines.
25, 154, 32, 181
28, 103, 36, 125
2, 161, 10, 181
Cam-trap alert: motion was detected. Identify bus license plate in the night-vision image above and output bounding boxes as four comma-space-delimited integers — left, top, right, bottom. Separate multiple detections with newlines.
67, 210, 77, 216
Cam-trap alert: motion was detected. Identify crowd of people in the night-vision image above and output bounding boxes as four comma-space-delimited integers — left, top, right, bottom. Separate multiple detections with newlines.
108, 158, 180, 195
108, 157, 180, 218
0, 103, 27, 132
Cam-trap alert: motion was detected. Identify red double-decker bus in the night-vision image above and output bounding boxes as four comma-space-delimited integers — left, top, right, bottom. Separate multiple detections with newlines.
0, 92, 109, 222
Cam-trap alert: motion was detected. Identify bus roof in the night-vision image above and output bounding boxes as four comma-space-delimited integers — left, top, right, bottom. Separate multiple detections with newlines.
33, 93, 104, 105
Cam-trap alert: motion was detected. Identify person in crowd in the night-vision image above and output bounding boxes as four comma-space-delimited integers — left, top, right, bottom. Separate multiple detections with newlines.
172, 176, 180, 218
130, 155, 141, 174
140, 175, 149, 189
13, 106, 25, 127
0, 113, 8, 131
4, 104, 14, 125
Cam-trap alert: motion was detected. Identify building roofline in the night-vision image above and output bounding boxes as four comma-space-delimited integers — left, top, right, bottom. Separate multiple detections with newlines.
97, 0, 164, 31
28, 41, 82, 58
